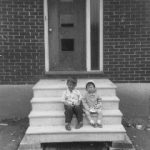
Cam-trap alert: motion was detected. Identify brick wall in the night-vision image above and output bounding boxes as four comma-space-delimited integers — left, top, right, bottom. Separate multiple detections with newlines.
0, 0, 45, 84
104, 0, 150, 82
0, 0, 150, 84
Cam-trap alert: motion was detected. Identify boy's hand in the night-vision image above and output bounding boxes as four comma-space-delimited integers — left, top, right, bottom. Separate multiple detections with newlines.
94, 105, 99, 109
64, 101, 72, 106
74, 100, 81, 106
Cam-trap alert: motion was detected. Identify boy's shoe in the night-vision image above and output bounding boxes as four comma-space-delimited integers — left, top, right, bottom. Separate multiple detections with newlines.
90, 122, 96, 128
96, 123, 103, 128
76, 122, 83, 129
65, 123, 71, 131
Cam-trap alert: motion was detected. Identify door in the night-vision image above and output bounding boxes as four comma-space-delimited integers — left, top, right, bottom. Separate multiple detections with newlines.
48, 0, 86, 71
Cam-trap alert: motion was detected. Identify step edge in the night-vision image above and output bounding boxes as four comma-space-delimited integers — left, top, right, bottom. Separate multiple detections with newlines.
29, 110, 123, 117
33, 79, 116, 90
33, 86, 117, 90
26, 125, 126, 134
31, 96, 120, 103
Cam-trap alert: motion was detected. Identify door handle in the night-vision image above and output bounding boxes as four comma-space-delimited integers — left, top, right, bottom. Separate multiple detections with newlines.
49, 28, 53, 32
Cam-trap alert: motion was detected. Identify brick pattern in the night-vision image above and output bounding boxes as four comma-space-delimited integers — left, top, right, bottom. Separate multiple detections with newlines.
104, 0, 150, 82
0, 0, 45, 84
0, 0, 150, 84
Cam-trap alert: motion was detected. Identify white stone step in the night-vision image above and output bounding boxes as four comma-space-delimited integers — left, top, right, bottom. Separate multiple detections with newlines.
33, 79, 117, 97
29, 110, 122, 126
33, 79, 117, 90
24, 125, 126, 143
31, 96, 120, 111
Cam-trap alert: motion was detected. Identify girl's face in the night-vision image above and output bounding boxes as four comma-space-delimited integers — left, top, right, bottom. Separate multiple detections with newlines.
67, 81, 76, 92
86, 84, 95, 93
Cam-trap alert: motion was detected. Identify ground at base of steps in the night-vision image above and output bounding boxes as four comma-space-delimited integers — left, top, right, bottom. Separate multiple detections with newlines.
0, 117, 150, 150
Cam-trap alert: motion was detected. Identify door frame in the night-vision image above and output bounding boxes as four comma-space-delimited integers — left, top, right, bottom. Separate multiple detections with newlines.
43, 0, 104, 72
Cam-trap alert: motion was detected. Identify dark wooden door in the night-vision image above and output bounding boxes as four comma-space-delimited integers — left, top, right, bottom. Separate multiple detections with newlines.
48, 0, 86, 71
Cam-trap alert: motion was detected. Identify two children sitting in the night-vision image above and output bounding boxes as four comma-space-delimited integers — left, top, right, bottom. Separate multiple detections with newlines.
62, 77, 103, 131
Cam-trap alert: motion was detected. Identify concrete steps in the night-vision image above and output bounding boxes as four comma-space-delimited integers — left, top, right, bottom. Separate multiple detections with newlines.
18, 79, 127, 150
29, 110, 122, 126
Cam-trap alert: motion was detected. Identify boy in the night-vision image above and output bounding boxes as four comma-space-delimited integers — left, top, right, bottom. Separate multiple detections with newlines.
82, 80, 103, 128
62, 77, 83, 131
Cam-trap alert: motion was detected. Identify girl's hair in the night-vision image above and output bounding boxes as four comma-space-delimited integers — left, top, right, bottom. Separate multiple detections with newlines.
67, 77, 77, 85
86, 82, 95, 89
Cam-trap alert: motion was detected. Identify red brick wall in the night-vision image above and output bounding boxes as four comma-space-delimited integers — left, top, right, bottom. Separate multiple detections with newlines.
0, 0, 150, 84
104, 0, 150, 82
0, 0, 45, 84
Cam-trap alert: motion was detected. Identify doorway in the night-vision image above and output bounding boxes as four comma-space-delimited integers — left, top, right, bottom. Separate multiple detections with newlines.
48, 0, 86, 71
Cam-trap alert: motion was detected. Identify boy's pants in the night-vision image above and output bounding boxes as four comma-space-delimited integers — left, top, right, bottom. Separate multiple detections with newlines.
64, 104, 83, 124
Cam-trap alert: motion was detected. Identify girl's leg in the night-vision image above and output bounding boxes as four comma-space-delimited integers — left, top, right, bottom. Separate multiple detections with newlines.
96, 109, 103, 127
84, 110, 96, 127
84, 110, 92, 122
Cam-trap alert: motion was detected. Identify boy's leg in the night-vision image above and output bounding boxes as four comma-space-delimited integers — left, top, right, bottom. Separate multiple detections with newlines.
73, 104, 83, 129
64, 105, 74, 124
74, 104, 83, 123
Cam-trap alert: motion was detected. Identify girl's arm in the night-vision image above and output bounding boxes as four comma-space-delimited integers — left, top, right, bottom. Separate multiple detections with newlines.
82, 94, 90, 110
95, 95, 102, 109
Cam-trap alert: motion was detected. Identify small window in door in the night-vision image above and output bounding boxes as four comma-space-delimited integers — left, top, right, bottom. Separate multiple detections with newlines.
60, 14, 74, 27
61, 39, 74, 51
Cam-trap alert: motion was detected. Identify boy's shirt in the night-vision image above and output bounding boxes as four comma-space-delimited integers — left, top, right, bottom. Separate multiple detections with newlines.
82, 91, 102, 111
62, 89, 82, 105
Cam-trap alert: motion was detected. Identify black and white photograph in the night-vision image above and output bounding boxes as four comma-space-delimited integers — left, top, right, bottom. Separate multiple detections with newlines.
0, 0, 150, 150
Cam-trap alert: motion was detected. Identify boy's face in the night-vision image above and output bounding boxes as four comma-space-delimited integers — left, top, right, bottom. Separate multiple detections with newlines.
67, 81, 76, 92
86, 84, 95, 93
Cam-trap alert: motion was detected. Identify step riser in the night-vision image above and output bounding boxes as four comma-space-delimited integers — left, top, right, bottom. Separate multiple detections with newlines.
32, 102, 119, 111
33, 89, 116, 98
25, 133, 125, 143
18, 144, 42, 150
29, 116, 122, 126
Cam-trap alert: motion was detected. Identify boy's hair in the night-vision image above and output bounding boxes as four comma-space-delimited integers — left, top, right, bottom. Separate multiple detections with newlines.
67, 77, 77, 86
86, 80, 95, 89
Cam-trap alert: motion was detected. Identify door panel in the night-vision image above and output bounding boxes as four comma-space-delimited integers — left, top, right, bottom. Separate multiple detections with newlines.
48, 0, 86, 71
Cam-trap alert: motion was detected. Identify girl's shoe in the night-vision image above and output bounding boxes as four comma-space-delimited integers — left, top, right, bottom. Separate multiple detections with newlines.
65, 123, 71, 131
90, 120, 96, 128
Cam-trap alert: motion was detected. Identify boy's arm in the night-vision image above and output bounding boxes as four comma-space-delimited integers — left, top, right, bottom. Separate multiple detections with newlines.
74, 90, 82, 105
79, 91, 82, 101
61, 91, 71, 105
